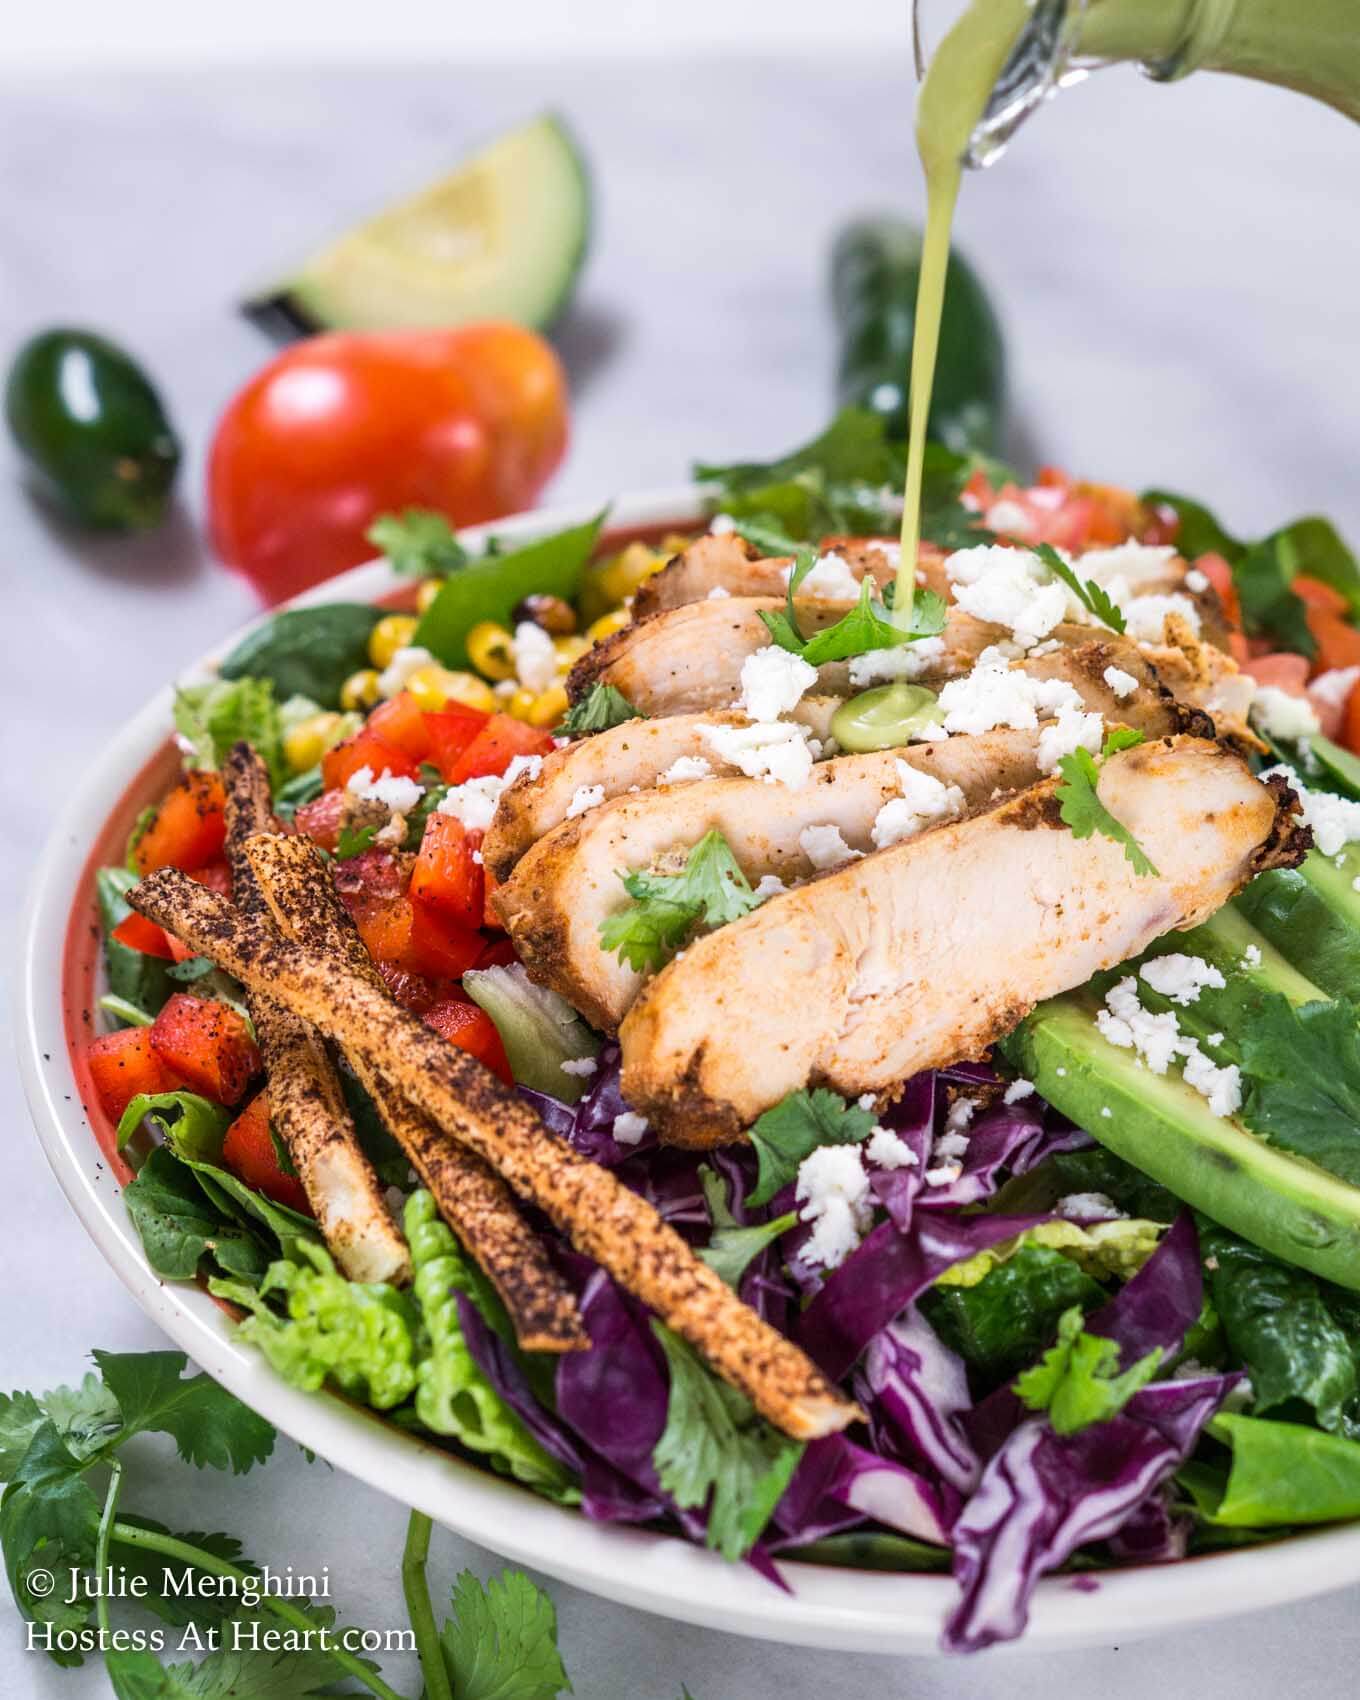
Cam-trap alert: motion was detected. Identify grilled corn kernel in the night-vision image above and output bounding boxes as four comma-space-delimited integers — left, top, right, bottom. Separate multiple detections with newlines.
552, 634, 590, 672
660, 532, 695, 555
405, 664, 497, 715
466, 620, 517, 681
283, 712, 345, 775
507, 687, 538, 721
415, 577, 443, 615
585, 607, 632, 644
339, 668, 381, 712
525, 684, 570, 729
368, 614, 419, 670
595, 542, 666, 607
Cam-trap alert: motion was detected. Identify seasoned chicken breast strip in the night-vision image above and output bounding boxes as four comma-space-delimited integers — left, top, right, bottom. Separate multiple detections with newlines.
617, 741, 1307, 1144
494, 728, 1054, 1031
634, 534, 904, 617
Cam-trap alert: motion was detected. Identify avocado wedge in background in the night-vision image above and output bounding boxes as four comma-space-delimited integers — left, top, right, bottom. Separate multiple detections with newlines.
246, 113, 591, 336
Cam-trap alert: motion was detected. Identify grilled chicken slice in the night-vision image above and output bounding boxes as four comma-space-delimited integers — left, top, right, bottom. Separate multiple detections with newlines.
484, 700, 840, 882
494, 728, 1054, 1031
617, 740, 1308, 1144
634, 534, 903, 617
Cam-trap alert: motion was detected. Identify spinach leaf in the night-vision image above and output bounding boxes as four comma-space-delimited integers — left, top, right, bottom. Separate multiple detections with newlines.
123, 1147, 272, 1282
1201, 1225, 1359, 1437
1044, 1148, 1178, 1223
219, 604, 383, 709
95, 867, 174, 1020
921, 1243, 1105, 1388
415, 511, 607, 671
271, 763, 324, 823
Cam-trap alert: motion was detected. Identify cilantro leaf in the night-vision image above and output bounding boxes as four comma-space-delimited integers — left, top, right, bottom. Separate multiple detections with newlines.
1015, 1306, 1163, 1433
600, 830, 759, 971
557, 683, 643, 736
367, 507, 470, 577
652, 1325, 804, 1560
746, 1087, 876, 1207
1235, 993, 1360, 1187
696, 1167, 797, 1289
438, 1568, 572, 1700
1054, 731, 1158, 878
0, 1422, 102, 1650
1034, 543, 1126, 634
92, 1351, 274, 1474
0, 1393, 46, 1481
335, 820, 381, 859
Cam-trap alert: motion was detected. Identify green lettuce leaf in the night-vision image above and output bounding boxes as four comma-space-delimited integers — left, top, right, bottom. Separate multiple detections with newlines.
1195, 1412, 1360, 1526
174, 679, 284, 785
462, 963, 599, 1102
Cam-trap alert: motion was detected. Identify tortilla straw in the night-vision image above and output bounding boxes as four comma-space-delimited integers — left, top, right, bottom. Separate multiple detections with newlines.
243, 829, 586, 1354
221, 745, 410, 1286
129, 865, 859, 1439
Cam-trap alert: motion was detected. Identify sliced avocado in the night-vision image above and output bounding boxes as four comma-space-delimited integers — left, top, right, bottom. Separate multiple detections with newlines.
1235, 848, 1360, 1004
1003, 992, 1360, 1291
247, 113, 590, 335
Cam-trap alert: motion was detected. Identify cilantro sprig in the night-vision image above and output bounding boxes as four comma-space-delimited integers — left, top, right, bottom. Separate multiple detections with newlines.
599, 829, 760, 971
1055, 728, 1159, 878
756, 543, 948, 666
746, 1087, 877, 1207
366, 508, 470, 578
696, 1167, 798, 1288
557, 682, 643, 737
1015, 1306, 1163, 1433
1034, 543, 1127, 634
1, 1350, 593, 1699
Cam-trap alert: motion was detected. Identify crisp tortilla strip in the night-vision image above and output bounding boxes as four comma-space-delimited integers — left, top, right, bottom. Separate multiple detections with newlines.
129, 867, 858, 1440
243, 830, 586, 1354
222, 744, 409, 1286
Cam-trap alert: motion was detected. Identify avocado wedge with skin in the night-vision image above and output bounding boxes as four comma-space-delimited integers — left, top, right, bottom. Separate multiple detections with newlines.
246, 113, 590, 335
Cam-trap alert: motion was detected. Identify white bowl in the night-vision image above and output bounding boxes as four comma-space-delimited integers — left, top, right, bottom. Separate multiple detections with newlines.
17, 486, 1360, 1655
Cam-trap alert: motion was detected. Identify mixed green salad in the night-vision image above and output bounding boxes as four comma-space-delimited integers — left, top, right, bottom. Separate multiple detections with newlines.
66, 411, 1360, 1655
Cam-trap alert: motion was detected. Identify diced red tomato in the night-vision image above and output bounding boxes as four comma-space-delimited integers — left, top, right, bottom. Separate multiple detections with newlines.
295, 788, 348, 852
423, 998, 512, 1083
148, 994, 261, 1106
87, 1026, 187, 1120
444, 714, 555, 785
367, 691, 434, 762
354, 895, 484, 981
1192, 553, 1241, 627
1242, 653, 1310, 694
1342, 681, 1360, 757
111, 913, 176, 958
376, 960, 445, 1013
1308, 611, 1360, 677
222, 1092, 313, 1214
133, 771, 227, 875
410, 815, 484, 928
331, 847, 407, 917
1294, 576, 1349, 618
423, 706, 492, 782
473, 935, 518, 969
321, 727, 421, 793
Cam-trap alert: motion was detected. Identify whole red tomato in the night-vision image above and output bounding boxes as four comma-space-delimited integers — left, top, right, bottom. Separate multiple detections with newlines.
208, 323, 569, 603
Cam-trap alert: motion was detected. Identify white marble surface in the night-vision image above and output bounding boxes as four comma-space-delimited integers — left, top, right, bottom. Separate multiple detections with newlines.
4, 53, 1359, 1699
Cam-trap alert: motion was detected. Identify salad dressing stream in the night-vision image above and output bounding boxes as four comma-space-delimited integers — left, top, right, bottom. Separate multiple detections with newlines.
893, 0, 1360, 623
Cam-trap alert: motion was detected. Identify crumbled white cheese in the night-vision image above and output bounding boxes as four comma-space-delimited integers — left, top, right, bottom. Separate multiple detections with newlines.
1250, 685, 1321, 743
945, 545, 1070, 649
377, 645, 437, 698
1261, 763, 1360, 858
1240, 943, 1262, 970
1139, 953, 1227, 1007
866, 1126, 918, 1170
437, 753, 543, 831
1057, 1192, 1126, 1221
1120, 592, 1201, 645
612, 1111, 650, 1146
933, 1131, 971, 1161
924, 1162, 963, 1187
848, 636, 945, 688
1184, 568, 1209, 593
706, 585, 732, 600
1308, 666, 1360, 714
799, 823, 863, 870
709, 513, 737, 535
698, 719, 814, 788
753, 873, 788, 900
1206, 1032, 1224, 1048
1003, 1078, 1035, 1104
1035, 705, 1104, 774
565, 784, 605, 819
945, 1096, 978, 1134
739, 644, 819, 722
1102, 664, 1139, 700
796, 1145, 873, 1269
560, 1056, 599, 1078
1096, 975, 1241, 1117
1078, 543, 1180, 590
513, 621, 558, 693
984, 498, 1033, 537
871, 759, 967, 849
346, 766, 424, 813
934, 647, 1089, 753
659, 755, 713, 784
783, 552, 862, 602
